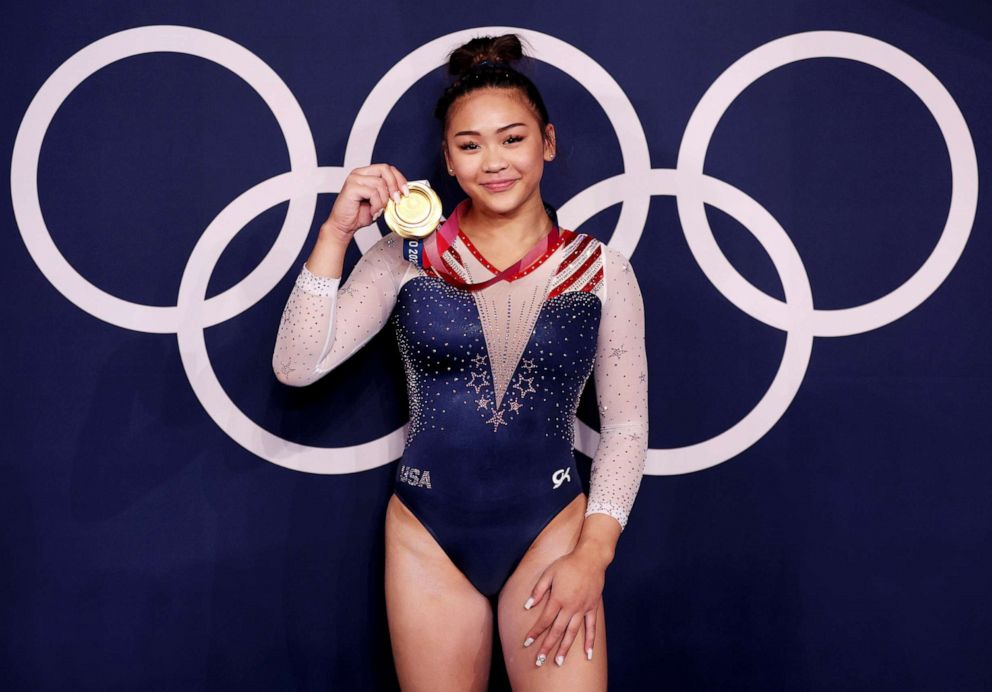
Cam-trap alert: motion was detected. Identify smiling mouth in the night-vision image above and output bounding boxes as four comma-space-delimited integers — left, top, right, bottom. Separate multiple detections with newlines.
482, 179, 518, 192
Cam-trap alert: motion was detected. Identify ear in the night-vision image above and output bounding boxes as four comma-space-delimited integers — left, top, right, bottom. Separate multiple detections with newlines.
543, 123, 557, 161
442, 139, 454, 174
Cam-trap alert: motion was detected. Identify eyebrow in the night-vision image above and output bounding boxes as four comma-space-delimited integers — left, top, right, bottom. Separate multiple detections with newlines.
453, 122, 528, 137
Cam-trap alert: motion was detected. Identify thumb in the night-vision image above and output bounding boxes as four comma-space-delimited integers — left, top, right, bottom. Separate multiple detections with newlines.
523, 566, 555, 610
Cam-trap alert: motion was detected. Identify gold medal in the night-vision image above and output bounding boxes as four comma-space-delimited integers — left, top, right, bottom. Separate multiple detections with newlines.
383, 179, 443, 239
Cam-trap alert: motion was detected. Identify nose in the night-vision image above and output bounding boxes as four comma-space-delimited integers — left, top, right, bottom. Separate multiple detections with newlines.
482, 151, 507, 173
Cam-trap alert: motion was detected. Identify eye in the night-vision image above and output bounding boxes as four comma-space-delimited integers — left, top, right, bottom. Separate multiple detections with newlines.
456, 134, 525, 151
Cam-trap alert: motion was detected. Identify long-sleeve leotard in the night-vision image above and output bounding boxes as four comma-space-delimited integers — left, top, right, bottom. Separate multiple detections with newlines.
272, 229, 649, 530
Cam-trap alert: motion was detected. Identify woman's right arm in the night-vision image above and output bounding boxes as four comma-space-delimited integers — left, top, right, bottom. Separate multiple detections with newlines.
272, 164, 410, 387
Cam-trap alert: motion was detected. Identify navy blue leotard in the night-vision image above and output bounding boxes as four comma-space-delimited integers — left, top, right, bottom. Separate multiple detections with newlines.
274, 203, 649, 599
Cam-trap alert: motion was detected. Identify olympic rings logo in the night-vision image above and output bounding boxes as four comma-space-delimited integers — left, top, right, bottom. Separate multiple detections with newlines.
11, 25, 977, 476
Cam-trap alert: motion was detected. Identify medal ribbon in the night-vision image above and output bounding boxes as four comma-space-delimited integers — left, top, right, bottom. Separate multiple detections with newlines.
420, 198, 562, 291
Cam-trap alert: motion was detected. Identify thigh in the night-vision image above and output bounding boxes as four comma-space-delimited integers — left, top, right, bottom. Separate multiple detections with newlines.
384, 493, 493, 692
496, 493, 609, 691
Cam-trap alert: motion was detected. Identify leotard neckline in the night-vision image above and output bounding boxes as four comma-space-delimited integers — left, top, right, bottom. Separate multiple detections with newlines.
455, 204, 568, 282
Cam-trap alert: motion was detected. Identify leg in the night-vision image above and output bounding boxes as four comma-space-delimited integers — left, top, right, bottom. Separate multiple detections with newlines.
496, 493, 609, 691
385, 493, 493, 692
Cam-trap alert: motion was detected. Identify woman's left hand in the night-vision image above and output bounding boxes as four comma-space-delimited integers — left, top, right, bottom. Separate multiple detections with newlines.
521, 546, 608, 667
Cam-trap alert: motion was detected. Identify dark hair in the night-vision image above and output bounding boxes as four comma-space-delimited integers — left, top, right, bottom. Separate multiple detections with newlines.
434, 34, 551, 143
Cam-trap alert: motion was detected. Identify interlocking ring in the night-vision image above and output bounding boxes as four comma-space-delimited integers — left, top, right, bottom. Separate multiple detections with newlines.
12, 26, 977, 476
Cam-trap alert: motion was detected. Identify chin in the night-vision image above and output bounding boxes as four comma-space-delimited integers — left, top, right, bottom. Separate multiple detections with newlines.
480, 195, 521, 215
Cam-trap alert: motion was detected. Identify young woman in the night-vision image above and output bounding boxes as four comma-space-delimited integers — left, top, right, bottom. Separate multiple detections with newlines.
273, 34, 648, 692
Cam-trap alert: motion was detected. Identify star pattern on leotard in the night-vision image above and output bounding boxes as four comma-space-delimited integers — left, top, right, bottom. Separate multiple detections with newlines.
609, 345, 628, 359
466, 370, 490, 394
275, 230, 647, 534
512, 375, 537, 399
485, 408, 507, 431
278, 360, 295, 375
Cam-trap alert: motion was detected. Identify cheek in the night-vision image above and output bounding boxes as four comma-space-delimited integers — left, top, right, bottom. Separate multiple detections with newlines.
519, 148, 545, 174
454, 158, 475, 174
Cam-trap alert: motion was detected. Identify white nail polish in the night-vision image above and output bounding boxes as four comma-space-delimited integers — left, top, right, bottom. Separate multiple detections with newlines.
391, 191, 401, 203
402, 184, 410, 195
523, 597, 534, 610
555, 655, 564, 666
535, 654, 546, 667
523, 637, 534, 647
586, 648, 593, 660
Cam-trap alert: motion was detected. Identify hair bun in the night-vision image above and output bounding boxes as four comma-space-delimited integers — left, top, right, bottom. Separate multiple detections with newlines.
448, 34, 526, 79
434, 32, 550, 135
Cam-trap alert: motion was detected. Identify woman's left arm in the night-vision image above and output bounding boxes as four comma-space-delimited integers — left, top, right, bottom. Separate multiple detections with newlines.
521, 245, 650, 667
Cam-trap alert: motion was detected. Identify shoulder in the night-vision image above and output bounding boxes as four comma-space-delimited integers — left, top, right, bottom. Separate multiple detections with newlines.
558, 231, 639, 302
558, 230, 629, 269
587, 237, 642, 308
547, 229, 606, 299
596, 241, 634, 274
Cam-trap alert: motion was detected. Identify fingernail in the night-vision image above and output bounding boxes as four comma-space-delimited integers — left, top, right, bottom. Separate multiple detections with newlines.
523, 636, 534, 647
372, 210, 382, 220
555, 655, 564, 667
402, 184, 410, 195
586, 647, 593, 660
535, 654, 546, 667
523, 597, 534, 610
391, 191, 401, 203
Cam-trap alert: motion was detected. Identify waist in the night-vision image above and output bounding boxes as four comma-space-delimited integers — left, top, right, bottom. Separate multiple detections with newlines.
395, 446, 580, 502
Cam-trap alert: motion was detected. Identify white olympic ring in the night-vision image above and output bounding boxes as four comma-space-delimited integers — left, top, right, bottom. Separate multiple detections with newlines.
11, 25, 977, 477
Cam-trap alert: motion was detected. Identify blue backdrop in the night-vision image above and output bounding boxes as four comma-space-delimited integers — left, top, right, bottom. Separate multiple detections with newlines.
3, 1, 990, 690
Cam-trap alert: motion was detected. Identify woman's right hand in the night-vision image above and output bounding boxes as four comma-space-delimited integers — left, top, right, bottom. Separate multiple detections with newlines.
321, 163, 411, 242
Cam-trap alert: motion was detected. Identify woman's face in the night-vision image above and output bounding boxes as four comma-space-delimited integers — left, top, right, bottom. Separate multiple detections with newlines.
443, 87, 556, 215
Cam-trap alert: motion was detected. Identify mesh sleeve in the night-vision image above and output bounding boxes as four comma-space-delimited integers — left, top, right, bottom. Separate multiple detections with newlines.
585, 245, 650, 531
272, 233, 406, 387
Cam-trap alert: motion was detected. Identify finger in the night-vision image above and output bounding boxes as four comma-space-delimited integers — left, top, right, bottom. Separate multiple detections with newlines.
534, 608, 571, 668
555, 612, 585, 667
584, 610, 596, 661
352, 180, 386, 216
372, 177, 391, 212
358, 177, 390, 217
344, 175, 377, 203
355, 174, 390, 201
359, 164, 402, 204
522, 597, 560, 649
351, 164, 387, 178
390, 165, 410, 196
523, 568, 553, 610
376, 166, 403, 205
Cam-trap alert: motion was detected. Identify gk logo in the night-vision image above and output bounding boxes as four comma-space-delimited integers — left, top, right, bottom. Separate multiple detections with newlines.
552, 468, 571, 489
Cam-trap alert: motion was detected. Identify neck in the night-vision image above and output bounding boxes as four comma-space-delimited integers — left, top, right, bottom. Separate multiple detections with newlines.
459, 194, 552, 248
